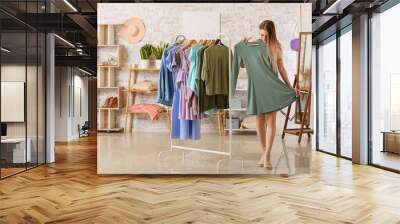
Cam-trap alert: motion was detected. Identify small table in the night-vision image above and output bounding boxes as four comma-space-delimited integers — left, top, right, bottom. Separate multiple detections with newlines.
381, 131, 400, 154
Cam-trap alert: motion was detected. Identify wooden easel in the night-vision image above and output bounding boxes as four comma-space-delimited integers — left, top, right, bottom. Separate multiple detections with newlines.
282, 75, 313, 142
282, 32, 313, 143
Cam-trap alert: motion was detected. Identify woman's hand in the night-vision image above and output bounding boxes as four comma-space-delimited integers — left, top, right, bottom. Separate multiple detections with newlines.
293, 87, 299, 96
240, 37, 251, 43
293, 87, 303, 97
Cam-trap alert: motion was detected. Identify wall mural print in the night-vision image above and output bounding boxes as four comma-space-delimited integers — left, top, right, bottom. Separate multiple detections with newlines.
97, 3, 312, 175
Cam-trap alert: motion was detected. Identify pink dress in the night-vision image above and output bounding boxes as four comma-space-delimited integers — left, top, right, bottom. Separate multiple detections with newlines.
175, 47, 201, 120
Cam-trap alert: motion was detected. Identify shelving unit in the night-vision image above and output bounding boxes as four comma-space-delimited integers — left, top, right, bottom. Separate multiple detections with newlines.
97, 25, 121, 67
124, 64, 170, 133
97, 45, 121, 67
97, 24, 124, 132
128, 89, 157, 94
218, 89, 257, 134
219, 109, 256, 133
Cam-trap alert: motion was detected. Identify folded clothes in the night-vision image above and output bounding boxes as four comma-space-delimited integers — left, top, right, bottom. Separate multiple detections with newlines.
131, 80, 157, 92
241, 116, 256, 129
102, 96, 118, 108
131, 104, 166, 120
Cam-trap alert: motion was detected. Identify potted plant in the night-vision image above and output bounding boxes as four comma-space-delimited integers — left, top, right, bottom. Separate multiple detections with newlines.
153, 42, 169, 68
139, 44, 156, 68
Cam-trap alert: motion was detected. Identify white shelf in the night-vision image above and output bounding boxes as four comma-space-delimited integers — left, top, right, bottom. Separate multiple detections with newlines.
98, 128, 124, 132
97, 24, 123, 133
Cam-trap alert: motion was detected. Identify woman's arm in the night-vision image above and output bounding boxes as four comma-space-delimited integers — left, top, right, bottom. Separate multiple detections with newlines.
277, 58, 292, 88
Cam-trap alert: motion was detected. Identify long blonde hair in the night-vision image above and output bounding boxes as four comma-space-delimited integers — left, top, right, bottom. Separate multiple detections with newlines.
259, 20, 281, 72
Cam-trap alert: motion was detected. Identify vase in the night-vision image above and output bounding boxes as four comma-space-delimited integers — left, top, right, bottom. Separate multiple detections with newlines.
155, 60, 162, 68
148, 59, 156, 68
139, 59, 151, 68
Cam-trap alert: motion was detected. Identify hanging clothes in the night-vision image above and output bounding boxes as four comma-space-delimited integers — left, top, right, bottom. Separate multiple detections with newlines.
187, 44, 204, 95
231, 39, 296, 115
186, 45, 206, 113
197, 45, 229, 114
156, 43, 179, 106
186, 44, 218, 115
175, 47, 201, 120
157, 39, 232, 140
201, 45, 230, 96
170, 46, 201, 140
171, 88, 201, 140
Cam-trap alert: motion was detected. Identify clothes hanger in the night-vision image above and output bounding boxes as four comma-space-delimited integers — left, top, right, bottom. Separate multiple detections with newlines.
215, 39, 224, 46
181, 39, 186, 47
245, 36, 262, 45
175, 34, 186, 44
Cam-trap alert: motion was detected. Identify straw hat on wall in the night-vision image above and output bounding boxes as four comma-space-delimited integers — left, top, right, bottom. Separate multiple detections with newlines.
121, 17, 146, 43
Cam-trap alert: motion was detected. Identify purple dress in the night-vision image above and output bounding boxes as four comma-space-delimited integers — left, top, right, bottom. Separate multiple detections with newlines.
176, 48, 201, 120
169, 46, 201, 140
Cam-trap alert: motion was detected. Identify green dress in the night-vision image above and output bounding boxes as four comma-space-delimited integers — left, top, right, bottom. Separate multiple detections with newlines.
232, 39, 296, 115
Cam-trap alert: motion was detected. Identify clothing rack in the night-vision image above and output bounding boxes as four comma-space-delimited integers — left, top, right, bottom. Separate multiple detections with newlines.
158, 33, 237, 169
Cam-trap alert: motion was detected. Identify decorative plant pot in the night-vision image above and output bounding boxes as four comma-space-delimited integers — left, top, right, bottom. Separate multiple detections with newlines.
139, 59, 157, 68
155, 59, 162, 68
148, 59, 156, 68
139, 59, 151, 68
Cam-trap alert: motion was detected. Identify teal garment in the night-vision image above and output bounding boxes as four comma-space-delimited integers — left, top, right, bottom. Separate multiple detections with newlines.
187, 44, 203, 95
195, 46, 207, 95
232, 40, 296, 115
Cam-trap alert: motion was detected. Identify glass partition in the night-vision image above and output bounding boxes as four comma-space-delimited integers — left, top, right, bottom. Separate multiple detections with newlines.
370, 4, 400, 171
1, 30, 28, 177
339, 27, 352, 158
27, 31, 38, 169
317, 36, 337, 155
0, 1, 46, 179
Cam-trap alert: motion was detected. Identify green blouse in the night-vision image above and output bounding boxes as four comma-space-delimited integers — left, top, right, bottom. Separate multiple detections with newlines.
232, 40, 296, 115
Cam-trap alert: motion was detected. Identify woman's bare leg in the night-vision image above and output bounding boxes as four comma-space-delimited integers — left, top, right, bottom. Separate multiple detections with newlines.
263, 112, 277, 169
255, 114, 266, 166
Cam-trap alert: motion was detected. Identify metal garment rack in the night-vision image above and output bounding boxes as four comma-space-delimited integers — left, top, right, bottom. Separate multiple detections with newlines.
158, 32, 236, 166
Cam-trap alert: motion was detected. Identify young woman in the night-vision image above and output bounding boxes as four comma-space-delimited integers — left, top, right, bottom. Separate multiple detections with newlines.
241, 20, 294, 169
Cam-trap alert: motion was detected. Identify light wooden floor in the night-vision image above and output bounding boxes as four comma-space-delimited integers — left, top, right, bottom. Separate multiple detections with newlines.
372, 151, 400, 171
1, 135, 400, 224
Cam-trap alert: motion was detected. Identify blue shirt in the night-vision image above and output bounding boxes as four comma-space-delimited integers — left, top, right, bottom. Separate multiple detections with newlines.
156, 44, 179, 106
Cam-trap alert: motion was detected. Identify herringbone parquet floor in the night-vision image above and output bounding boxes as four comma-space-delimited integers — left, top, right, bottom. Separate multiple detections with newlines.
1, 135, 400, 224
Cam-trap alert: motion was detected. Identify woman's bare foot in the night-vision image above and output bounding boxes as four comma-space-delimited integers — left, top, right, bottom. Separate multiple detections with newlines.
264, 155, 272, 170
257, 156, 265, 167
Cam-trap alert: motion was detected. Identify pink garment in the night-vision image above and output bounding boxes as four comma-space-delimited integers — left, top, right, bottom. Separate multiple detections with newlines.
130, 104, 166, 120
175, 47, 201, 120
